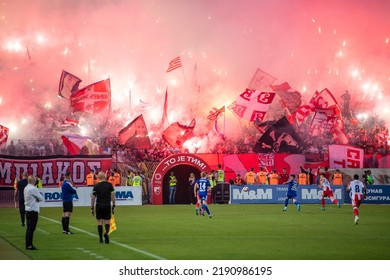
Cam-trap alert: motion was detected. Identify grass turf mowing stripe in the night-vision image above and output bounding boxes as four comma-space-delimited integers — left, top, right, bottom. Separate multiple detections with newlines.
40, 215, 166, 260
0, 236, 30, 260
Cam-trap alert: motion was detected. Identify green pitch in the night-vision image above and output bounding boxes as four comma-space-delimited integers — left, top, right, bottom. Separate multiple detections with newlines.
0, 204, 389, 260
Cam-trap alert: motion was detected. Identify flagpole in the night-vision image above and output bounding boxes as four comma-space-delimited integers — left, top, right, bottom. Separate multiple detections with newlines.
88, 59, 91, 84
129, 90, 132, 111
223, 106, 226, 140
181, 67, 188, 92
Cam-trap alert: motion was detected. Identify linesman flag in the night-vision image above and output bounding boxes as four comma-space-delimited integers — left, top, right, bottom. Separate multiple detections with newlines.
109, 215, 117, 235
166, 56, 182, 72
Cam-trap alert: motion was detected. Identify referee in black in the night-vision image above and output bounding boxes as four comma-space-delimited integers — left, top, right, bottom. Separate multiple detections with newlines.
91, 171, 115, 244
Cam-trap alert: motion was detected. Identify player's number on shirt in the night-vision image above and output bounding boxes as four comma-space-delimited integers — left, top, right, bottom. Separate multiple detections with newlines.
355, 184, 361, 193
199, 181, 207, 192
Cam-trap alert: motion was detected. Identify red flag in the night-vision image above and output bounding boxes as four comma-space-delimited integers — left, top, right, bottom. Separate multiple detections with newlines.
60, 117, 79, 127
307, 89, 347, 144
294, 88, 340, 125
58, 70, 82, 99
118, 114, 151, 149
207, 106, 225, 121
228, 89, 276, 122
270, 82, 302, 115
0, 125, 9, 149
70, 79, 111, 114
61, 134, 99, 155
248, 68, 277, 90
162, 119, 196, 148
166, 56, 182, 72
310, 108, 340, 136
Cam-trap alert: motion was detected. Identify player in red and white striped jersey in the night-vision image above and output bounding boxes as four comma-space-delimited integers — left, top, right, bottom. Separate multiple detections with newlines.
318, 173, 340, 210
347, 174, 366, 225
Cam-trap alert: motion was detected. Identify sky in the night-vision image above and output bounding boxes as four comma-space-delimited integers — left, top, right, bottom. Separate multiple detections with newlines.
1, 0, 389, 143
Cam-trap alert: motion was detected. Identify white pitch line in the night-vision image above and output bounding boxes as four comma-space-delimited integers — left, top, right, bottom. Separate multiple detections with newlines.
36, 228, 50, 235
40, 215, 165, 260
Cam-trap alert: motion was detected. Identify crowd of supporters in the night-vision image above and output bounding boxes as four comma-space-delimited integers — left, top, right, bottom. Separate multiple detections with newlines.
1, 102, 389, 161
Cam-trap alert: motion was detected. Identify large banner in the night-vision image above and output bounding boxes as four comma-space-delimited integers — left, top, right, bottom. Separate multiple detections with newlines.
0, 155, 112, 187
328, 145, 364, 168
230, 184, 345, 204
344, 185, 390, 204
39, 186, 142, 207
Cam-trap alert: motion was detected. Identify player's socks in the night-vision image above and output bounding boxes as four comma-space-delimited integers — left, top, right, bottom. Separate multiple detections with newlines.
284, 199, 289, 207
98, 225, 103, 242
354, 216, 359, 225
295, 202, 300, 212
201, 204, 211, 216
353, 207, 359, 216
321, 198, 325, 208
64, 217, 70, 232
195, 202, 200, 210
195, 208, 199, 216
104, 223, 110, 243
61, 217, 66, 231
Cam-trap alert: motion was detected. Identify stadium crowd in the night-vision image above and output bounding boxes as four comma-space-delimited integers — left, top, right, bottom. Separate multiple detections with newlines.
1, 96, 389, 161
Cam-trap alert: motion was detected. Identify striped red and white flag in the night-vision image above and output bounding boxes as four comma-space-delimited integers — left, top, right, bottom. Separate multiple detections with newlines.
166, 56, 182, 72
0, 125, 9, 149
61, 117, 79, 127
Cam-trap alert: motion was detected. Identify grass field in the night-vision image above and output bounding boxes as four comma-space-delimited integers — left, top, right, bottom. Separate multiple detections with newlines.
1, 203, 389, 260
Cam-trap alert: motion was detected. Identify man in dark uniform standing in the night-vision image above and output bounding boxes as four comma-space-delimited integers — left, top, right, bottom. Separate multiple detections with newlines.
61, 172, 77, 234
14, 172, 28, 226
91, 172, 116, 244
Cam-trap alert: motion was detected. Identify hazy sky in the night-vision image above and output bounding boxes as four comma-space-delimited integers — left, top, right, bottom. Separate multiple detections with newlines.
1, 0, 389, 141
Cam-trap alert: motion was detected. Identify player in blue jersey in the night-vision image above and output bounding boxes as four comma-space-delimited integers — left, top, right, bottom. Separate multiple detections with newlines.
194, 172, 213, 218
283, 174, 301, 212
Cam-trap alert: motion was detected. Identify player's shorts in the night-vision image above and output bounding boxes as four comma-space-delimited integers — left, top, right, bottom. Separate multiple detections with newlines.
96, 204, 111, 220
63, 201, 73, 213
322, 189, 334, 197
197, 192, 208, 203
351, 194, 363, 208
287, 191, 297, 199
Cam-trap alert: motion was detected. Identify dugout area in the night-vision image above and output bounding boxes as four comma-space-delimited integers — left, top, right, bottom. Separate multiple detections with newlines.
162, 164, 200, 204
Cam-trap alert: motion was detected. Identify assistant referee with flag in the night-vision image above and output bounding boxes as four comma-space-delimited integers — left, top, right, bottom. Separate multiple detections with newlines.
91, 172, 116, 244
